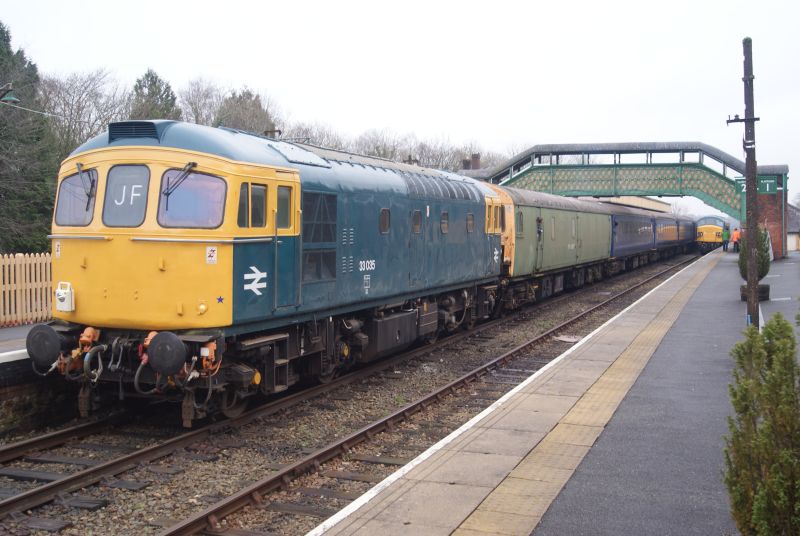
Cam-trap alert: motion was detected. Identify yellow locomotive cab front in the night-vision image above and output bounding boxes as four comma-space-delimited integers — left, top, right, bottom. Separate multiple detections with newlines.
50, 146, 298, 331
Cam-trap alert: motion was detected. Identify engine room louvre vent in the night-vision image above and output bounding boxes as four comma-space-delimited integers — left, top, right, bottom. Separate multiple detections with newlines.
108, 121, 159, 142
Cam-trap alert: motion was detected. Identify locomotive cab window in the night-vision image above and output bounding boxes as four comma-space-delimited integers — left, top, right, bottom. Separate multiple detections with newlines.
158, 169, 226, 229
103, 165, 149, 227
516, 211, 523, 235
55, 168, 98, 227
412, 210, 422, 234
277, 186, 292, 229
440, 211, 449, 234
251, 184, 266, 227
466, 213, 474, 233
237, 183, 267, 228
237, 184, 249, 227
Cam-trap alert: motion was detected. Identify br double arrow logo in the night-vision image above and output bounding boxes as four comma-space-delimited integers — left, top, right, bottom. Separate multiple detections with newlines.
243, 266, 267, 295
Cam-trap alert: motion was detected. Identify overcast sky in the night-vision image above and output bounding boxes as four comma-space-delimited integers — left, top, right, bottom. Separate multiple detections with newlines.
2, 0, 798, 216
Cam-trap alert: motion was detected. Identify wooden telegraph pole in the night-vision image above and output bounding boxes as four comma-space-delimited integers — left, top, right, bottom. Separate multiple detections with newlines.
727, 37, 760, 328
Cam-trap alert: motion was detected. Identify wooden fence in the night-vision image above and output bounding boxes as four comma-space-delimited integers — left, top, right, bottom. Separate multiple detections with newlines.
1, 253, 52, 327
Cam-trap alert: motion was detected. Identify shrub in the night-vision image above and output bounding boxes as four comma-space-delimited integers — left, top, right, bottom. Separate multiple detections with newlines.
738, 227, 771, 282
724, 313, 800, 535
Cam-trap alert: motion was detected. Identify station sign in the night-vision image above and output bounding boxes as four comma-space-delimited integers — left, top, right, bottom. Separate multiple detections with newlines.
734, 177, 779, 195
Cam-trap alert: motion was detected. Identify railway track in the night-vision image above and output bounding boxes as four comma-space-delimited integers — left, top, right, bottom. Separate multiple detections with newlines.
0, 255, 696, 534
157, 255, 697, 536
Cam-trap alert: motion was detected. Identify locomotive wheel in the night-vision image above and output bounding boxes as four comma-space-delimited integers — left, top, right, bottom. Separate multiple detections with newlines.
221, 388, 248, 419
318, 369, 338, 384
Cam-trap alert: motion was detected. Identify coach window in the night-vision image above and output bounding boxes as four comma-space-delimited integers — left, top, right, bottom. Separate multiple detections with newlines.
277, 186, 291, 229
379, 208, 390, 234
466, 213, 474, 233
440, 211, 449, 234
412, 210, 422, 234
55, 169, 98, 227
103, 165, 149, 227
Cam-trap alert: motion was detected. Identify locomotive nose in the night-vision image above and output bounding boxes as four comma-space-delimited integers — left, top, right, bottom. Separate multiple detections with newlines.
26, 324, 67, 369
148, 332, 188, 376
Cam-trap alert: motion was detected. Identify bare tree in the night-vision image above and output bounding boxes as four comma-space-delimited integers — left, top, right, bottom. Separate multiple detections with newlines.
39, 69, 130, 161
282, 121, 348, 149
671, 202, 689, 216
178, 78, 223, 126
352, 128, 415, 161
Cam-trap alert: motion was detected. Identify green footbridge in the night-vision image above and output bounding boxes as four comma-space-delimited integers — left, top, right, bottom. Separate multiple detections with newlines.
487, 142, 790, 256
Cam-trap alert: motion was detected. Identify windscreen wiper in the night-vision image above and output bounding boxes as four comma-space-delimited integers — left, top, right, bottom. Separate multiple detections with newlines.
162, 162, 197, 211
76, 163, 95, 211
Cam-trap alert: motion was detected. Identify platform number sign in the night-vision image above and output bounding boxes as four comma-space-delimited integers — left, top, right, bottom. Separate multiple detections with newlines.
736, 177, 779, 195
758, 178, 778, 194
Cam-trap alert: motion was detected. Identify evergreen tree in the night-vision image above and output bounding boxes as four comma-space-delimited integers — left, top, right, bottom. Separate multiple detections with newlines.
738, 226, 771, 281
0, 21, 58, 253
129, 69, 181, 120
725, 312, 800, 535
213, 88, 275, 134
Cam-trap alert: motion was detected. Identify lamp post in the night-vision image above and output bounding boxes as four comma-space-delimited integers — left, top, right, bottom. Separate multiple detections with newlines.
0, 83, 21, 104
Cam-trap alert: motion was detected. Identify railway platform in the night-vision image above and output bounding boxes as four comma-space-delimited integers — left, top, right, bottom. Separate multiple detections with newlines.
310, 249, 800, 536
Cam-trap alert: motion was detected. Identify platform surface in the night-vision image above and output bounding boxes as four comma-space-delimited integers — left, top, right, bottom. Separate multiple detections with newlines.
311, 250, 799, 536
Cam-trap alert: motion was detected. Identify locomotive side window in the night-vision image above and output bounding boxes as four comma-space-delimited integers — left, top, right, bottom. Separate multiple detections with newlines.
277, 186, 291, 229
103, 165, 149, 227
412, 210, 422, 234
303, 192, 336, 242
440, 211, 449, 234
466, 213, 475, 233
302, 192, 337, 283
157, 170, 226, 229
303, 250, 337, 282
379, 208, 390, 234
516, 211, 523, 235
55, 169, 98, 227
237, 183, 249, 228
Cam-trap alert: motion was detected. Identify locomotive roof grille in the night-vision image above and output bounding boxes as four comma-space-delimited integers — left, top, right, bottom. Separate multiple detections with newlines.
108, 121, 160, 142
